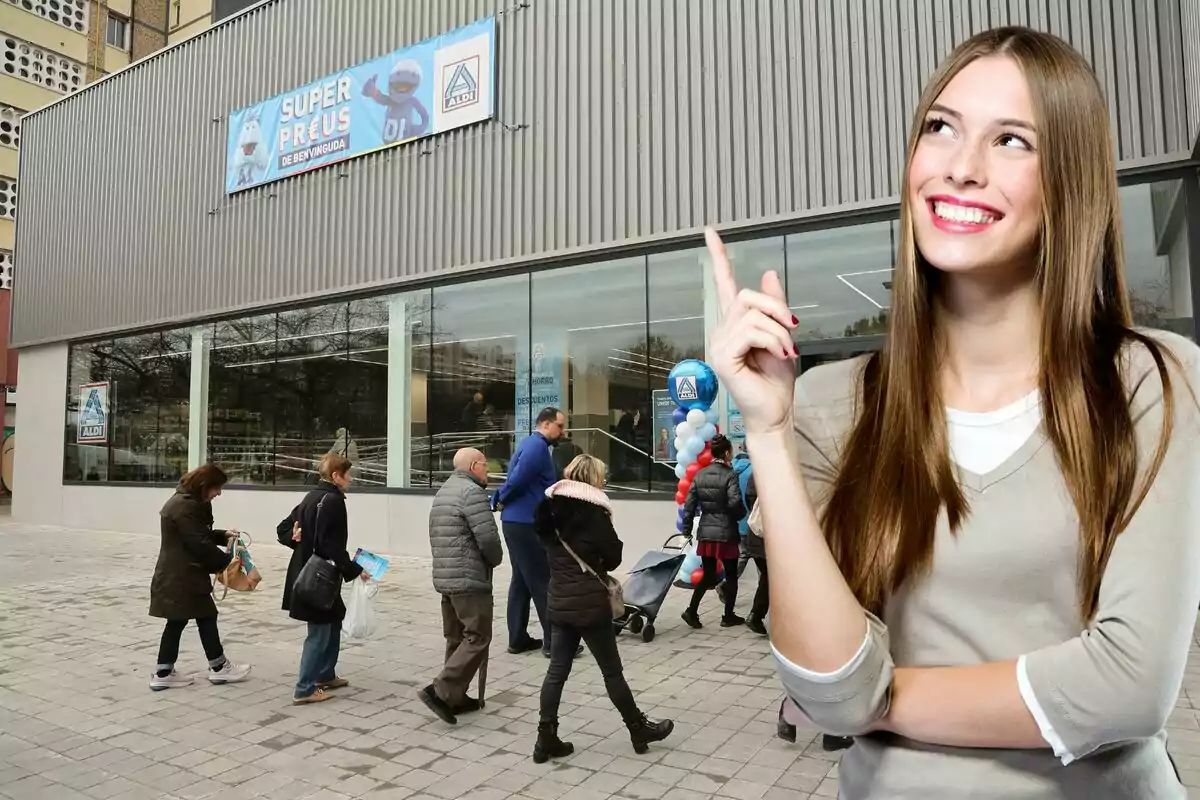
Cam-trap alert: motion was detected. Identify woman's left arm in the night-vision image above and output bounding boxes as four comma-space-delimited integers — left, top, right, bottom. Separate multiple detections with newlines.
884, 348, 1200, 762
598, 513, 624, 572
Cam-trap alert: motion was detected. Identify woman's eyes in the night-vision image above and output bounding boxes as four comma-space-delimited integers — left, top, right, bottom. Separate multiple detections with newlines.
922, 118, 1035, 151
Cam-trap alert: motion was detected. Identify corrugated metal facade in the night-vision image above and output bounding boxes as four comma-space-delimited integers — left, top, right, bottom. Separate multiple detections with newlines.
12, 0, 1199, 347
1182, 0, 1200, 152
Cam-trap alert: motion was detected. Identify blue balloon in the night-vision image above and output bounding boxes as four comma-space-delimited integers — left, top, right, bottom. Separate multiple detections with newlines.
671, 406, 688, 425
675, 518, 686, 532
668, 359, 719, 411
705, 407, 719, 424
698, 423, 717, 441
677, 507, 687, 521
674, 463, 687, 479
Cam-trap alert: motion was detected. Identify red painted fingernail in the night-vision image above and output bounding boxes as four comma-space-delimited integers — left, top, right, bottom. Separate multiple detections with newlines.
792, 344, 799, 357
791, 315, 799, 326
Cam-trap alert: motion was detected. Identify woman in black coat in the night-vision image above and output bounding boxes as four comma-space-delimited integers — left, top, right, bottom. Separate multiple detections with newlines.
278, 453, 366, 705
531, 454, 673, 763
680, 434, 746, 629
149, 464, 252, 691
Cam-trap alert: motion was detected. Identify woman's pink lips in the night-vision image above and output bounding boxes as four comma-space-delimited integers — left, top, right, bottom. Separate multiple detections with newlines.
926, 196, 1003, 234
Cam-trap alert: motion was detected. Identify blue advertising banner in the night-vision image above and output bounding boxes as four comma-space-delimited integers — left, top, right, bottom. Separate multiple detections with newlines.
652, 390, 677, 462
225, 16, 495, 194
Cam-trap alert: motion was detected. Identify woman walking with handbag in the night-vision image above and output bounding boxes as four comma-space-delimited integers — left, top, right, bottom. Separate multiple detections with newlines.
531, 454, 673, 763
149, 464, 252, 690
280, 453, 368, 705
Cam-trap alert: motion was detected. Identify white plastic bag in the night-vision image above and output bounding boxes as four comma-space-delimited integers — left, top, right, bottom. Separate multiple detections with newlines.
342, 578, 379, 640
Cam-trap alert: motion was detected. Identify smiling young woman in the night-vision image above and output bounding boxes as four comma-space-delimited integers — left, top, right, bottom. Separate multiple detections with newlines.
704, 26, 1200, 800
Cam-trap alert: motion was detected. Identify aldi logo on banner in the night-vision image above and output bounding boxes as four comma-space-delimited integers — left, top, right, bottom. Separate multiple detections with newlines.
78, 382, 110, 443
442, 56, 480, 111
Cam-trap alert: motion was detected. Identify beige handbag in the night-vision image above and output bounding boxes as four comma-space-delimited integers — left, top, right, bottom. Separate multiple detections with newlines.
214, 533, 262, 601
560, 539, 626, 619
747, 500, 764, 538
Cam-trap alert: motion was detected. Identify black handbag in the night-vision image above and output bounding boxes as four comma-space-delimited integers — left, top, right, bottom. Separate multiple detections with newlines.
292, 497, 340, 611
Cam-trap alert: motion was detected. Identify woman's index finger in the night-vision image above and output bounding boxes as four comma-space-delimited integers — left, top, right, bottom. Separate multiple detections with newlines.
705, 227, 738, 309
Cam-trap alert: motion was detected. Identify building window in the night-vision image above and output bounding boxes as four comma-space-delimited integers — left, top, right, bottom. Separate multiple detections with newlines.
106, 14, 130, 50
529, 257, 651, 491
342, 298, 391, 487
0, 104, 22, 149
1121, 178, 1193, 336
0, 250, 10, 290
1, 36, 85, 94
4, 0, 88, 33
208, 313, 277, 485
64, 342, 111, 482
425, 275, 528, 488
0, 176, 16, 220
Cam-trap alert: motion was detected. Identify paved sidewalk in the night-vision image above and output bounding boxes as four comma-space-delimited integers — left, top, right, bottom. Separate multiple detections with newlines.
1, 522, 1199, 800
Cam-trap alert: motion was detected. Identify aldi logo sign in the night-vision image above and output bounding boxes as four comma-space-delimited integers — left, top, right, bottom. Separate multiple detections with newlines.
77, 382, 109, 443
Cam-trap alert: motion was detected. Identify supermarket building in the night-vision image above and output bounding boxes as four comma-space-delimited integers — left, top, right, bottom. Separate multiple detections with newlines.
10, 0, 1200, 558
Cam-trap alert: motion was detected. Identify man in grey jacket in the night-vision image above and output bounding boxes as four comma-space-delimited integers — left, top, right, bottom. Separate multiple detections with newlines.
418, 448, 504, 725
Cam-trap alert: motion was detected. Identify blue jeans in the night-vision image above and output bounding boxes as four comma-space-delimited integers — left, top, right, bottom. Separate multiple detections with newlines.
295, 622, 341, 699
502, 521, 550, 648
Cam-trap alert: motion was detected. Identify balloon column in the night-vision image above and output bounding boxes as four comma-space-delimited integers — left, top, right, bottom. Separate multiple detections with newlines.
666, 359, 724, 587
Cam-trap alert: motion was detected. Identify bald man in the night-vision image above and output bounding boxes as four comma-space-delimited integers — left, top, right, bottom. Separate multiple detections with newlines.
419, 448, 503, 724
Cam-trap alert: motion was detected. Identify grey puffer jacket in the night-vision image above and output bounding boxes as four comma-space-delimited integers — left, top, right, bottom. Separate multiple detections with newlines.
429, 470, 504, 595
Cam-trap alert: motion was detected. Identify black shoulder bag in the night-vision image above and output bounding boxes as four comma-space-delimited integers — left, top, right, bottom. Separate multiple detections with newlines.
292, 496, 341, 611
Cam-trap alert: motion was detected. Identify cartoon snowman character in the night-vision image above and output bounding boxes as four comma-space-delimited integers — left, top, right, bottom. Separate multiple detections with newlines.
233, 111, 268, 187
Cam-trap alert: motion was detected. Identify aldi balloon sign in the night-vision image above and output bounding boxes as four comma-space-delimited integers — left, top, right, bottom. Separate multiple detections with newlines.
666, 360, 721, 585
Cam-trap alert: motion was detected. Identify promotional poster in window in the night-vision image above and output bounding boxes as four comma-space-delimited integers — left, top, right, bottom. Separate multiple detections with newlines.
225, 16, 495, 194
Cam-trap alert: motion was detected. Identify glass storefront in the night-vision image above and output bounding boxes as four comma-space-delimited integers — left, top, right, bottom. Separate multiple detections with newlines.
61, 174, 1200, 492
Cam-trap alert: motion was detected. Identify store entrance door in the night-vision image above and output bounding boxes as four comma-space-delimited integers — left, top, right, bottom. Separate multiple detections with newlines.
797, 335, 885, 375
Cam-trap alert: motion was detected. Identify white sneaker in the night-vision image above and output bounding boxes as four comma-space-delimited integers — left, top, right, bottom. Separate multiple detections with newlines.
149, 670, 195, 692
208, 660, 252, 684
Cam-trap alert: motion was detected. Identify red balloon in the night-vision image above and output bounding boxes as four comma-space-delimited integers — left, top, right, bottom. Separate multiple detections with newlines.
674, 490, 686, 505
690, 567, 706, 585
697, 450, 713, 467
677, 477, 692, 492
685, 462, 702, 479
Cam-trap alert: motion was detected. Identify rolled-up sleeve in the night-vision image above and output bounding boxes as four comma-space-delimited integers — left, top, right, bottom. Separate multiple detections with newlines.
772, 364, 895, 735
774, 612, 894, 735
1022, 338, 1200, 761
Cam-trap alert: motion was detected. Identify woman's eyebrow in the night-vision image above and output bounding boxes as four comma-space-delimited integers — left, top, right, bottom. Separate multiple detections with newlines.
928, 102, 1037, 133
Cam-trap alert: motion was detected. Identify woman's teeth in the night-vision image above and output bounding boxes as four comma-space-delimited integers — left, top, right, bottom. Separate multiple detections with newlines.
933, 202, 997, 224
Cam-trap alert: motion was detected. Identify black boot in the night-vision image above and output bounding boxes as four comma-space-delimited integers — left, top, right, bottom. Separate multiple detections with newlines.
627, 714, 674, 755
747, 615, 768, 636
532, 722, 574, 764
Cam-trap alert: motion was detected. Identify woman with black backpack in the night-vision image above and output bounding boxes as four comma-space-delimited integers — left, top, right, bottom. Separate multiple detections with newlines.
278, 453, 368, 705
680, 434, 747, 628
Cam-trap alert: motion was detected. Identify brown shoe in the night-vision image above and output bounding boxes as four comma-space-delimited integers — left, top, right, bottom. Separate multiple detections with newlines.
293, 688, 333, 705
319, 677, 350, 690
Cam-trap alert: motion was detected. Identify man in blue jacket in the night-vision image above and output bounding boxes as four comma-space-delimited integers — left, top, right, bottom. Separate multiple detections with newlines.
492, 406, 565, 657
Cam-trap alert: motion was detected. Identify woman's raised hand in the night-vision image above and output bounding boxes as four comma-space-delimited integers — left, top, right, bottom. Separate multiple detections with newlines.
705, 227, 799, 436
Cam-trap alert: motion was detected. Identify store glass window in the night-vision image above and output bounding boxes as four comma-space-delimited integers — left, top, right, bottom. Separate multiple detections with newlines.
341, 298, 390, 487
274, 303, 351, 486
392, 290, 433, 487
63, 341, 111, 482
1121, 178, 1193, 337
787, 220, 896, 373
208, 314, 276, 485
426, 275, 528, 487
646, 249, 705, 491
157, 330, 193, 482
532, 257, 648, 491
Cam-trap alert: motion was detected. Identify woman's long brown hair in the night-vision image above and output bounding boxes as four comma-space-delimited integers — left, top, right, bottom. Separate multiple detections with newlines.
820, 27, 1176, 622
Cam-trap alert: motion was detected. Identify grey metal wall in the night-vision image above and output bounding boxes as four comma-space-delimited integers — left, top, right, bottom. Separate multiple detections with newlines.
1182, 0, 1200, 152
13, 0, 1199, 347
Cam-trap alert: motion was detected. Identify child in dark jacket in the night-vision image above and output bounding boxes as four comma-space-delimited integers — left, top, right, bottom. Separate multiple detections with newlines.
531, 454, 674, 763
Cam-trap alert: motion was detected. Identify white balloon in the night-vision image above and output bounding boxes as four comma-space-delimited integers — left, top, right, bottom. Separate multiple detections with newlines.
674, 463, 687, 479
673, 436, 687, 453
706, 408, 719, 424
675, 421, 694, 440
687, 435, 705, 455
698, 423, 717, 441
686, 408, 707, 428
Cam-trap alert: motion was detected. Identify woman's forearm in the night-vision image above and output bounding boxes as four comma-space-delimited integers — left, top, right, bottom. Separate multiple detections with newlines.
749, 427, 869, 672
884, 663, 1047, 750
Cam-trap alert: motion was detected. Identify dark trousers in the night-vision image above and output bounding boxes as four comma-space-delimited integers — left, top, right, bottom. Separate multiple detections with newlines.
434, 592, 493, 707
156, 617, 224, 670
295, 622, 341, 699
751, 556, 770, 618
540, 621, 639, 726
503, 522, 551, 647
689, 556, 740, 617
